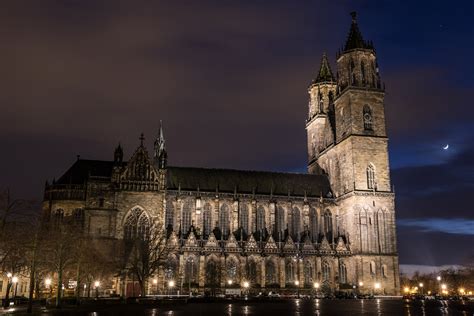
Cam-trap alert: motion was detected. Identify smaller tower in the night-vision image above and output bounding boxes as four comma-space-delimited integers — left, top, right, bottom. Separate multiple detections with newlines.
112, 142, 124, 183
306, 53, 337, 173
154, 121, 167, 169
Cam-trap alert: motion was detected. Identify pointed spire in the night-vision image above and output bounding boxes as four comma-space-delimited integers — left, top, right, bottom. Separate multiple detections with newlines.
139, 133, 145, 147
154, 120, 167, 169
343, 12, 373, 52
311, 53, 335, 85
114, 142, 123, 164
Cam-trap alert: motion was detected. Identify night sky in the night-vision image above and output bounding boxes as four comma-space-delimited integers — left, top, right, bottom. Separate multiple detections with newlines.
1, 1, 473, 267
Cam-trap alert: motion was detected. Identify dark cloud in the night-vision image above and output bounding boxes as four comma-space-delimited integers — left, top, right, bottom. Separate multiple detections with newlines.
0, 0, 473, 265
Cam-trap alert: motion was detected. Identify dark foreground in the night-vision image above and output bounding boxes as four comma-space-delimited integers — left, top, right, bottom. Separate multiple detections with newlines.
2, 299, 474, 316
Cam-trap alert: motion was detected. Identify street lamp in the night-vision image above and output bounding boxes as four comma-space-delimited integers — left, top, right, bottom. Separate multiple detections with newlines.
436, 276, 441, 281
419, 283, 424, 295
227, 279, 233, 286
12, 276, 19, 297
94, 281, 100, 298
295, 280, 300, 298
374, 282, 381, 295
7, 272, 12, 278
153, 278, 158, 295
168, 280, 175, 295
45, 278, 52, 299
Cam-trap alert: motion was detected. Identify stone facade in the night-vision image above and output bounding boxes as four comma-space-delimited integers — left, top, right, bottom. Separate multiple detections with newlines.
43, 13, 399, 296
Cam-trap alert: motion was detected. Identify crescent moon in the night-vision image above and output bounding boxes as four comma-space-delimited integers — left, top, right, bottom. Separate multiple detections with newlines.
443, 144, 449, 150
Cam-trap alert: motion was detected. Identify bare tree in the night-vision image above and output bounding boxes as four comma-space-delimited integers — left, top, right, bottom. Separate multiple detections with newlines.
118, 220, 172, 296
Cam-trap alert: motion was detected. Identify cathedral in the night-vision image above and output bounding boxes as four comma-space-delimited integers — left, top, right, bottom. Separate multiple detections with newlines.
43, 13, 399, 296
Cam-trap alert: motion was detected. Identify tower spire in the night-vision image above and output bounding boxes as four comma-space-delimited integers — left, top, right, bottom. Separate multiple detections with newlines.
343, 11, 373, 52
311, 52, 335, 85
154, 120, 167, 169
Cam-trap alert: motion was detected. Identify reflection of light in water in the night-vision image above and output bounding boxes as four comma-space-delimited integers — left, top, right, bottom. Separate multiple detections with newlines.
227, 303, 233, 316
243, 305, 250, 315
314, 298, 321, 316
167, 311, 174, 316
420, 299, 426, 316
376, 298, 381, 316
294, 299, 301, 316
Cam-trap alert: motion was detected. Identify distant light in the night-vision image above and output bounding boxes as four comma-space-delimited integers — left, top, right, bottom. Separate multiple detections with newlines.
404, 287, 410, 293
243, 281, 249, 288
295, 280, 300, 286
441, 284, 447, 290
12, 276, 18, 283
7, 272, 12, 278
153, 279, 158, 285
359, 281, 364, 287
168, 280, 175, 288
436, 276, 441, 281
419, 283, 423, 288
313, 282, 320, 289
45, 278, 52, 286
227, 280, 233, 285
374, 282, 381, 289
94, 281, 100, 288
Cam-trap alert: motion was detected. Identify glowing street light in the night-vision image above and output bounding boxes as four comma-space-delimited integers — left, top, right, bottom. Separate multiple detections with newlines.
294, 280, 300, 286
45, 278, 52, 287
243, 281, 249, 288
459, 288, 465, 294
419, 283, 423, 288
359, 281, 364, 287
153, 279, 158, 285
436, 276, 441, 281
313, 282, 320, 289
227, 280, 233, 286
374, 282, 381, 290
12, 277, 18, 284
168, 280, 175, 288
441, 284, 447, 290
6, 272, 12, 278
404, 287, 410, 293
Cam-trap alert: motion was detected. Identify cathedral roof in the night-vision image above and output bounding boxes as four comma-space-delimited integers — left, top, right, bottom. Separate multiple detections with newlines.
343, 12, 373, 52
55, 160, 332, 198
166, 166, 331, 198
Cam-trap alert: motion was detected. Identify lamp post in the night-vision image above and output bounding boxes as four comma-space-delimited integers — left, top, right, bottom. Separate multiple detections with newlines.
153, 278, 158, 295
168, 280, 175, 296
419, 283, 424, 295
358, 281, 364, 296
441, 283, 447, 296
313, 282, 320, 298
45, 278, 52, 299
243, 281, 249, 296
295, 280, 300, 298
374, 282, 381, 296
12, 276, 19, 298
187, 258, 194, 296
94, 281, 100, 298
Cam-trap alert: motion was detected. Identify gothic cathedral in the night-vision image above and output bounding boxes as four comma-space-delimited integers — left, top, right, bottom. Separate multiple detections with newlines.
43, 13, 399, 296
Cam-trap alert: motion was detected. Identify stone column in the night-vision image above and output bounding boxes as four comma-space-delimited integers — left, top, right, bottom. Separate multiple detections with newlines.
220, 255, 226, 288
298, 259, 304, 286
261, 259, 266, 288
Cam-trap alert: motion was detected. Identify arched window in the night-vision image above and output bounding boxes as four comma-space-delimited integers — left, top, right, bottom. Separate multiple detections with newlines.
310, 208, 318, 242
370, 261, 376, 276
361, 61, 366, 84
124, 208, 150, 240
256, 206, 266, 233
363, 105, 373, 131
165, 202, 174, 230
367, 163, 376, 190
227, 257, 239, 281
185, 256, 198, 284
339, 263, 347, 284
276, 206, 286, 240
164, 256, 178, 281
322, 262, 331, 281
247, 259, 258, 284
182, 200, 192, 233
203, 203, 212, 237
286, 261, 296, 283
291, 207, 301, 241
377, 210, 386, 253
265, 260, 277, 285
219, 204, 230, 238
239, 203, 249, 234
323, 210, 333, 239
381, 264, 387, 278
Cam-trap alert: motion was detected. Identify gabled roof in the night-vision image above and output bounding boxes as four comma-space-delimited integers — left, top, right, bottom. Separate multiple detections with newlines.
344, 12, 373, 51
167, 166, 331, 198
56, 159, 123, 184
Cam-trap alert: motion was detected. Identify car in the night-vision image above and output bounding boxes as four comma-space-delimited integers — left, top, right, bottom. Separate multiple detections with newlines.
268, 291, 280, 298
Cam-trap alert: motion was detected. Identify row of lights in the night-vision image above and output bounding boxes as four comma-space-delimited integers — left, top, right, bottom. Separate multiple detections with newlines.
403, 276, 473, 296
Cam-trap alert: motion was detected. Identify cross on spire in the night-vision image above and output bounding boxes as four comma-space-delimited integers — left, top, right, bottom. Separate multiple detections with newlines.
139, 133, 145, 146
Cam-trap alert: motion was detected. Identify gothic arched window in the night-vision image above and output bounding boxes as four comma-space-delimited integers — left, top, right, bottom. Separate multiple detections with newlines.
323, 210, 333, 237
286, 261, 296, 283
322, 262, 331, 281
256, 206, 266, 233
339, 263, 347, 284
291, 207, 301, 242
265, 260, 277, 285
367, 163, 376, 190
219, 204, 230, 238
182, 200, 192, 233
124, 208, 150, 240
310, 208, 318, 242
165, 202, 174, 230
370, 261, 376, 276
203, 203, 212, 237
239, 203, 249, 234
275, 206, 286, 241
363, 105, 373, 131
